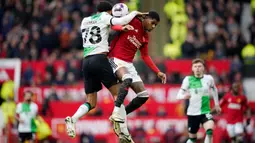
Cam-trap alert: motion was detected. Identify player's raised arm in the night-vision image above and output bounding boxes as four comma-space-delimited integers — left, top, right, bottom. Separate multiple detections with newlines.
177, 77, 190, 100
111, 11, 147, 25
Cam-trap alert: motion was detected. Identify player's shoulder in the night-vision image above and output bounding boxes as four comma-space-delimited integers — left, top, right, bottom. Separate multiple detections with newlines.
130, 17, 142, 25
30, 102, 38, 108
183, 76, 190, 81
204, 74, 214, 80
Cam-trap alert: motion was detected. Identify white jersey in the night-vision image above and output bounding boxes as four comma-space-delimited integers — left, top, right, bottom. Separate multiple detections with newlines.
16, 102, 38, 133
178, 74, 216, 115
81, 12, 113, 57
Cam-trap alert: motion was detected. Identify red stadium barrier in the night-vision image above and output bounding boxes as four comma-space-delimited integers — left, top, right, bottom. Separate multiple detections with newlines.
43, 116, 255, 143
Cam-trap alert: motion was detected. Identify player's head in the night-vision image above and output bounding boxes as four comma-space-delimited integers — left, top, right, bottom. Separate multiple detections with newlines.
97, 1, 113, 14
192, 58, 205, 77
112, 3, 129, 17
143, 11, 160, 32
24, 91, 33, 103
231, 82, 241, 95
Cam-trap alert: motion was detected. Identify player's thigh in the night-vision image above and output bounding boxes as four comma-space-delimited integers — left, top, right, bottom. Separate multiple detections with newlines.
84, 75, 102, 94
234, 123, 244, 135
82, 57, 102, 93
127, 63, 143, 83
187, 115, 201, 135
226, 124, 236, 138
202, 114, 214, 130
109, 58, 130, 80
98, 56, 118, 89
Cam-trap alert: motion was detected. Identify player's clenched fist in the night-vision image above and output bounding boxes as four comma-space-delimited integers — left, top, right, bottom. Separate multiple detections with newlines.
157, 72, 167, 84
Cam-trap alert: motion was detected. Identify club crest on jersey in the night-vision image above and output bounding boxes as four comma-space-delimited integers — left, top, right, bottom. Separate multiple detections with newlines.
228, 99, 231, 102
237, 98, 241, 103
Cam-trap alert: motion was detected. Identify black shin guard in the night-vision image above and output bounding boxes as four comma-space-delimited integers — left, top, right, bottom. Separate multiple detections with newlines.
114, 78, 132, 107
125, 97, 149, 114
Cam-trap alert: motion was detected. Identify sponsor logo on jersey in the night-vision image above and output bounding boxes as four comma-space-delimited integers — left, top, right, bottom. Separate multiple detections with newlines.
127, 35, 142, 48
228, 103, 241, 109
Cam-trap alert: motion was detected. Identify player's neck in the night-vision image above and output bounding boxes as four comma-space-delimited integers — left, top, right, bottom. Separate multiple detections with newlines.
194, 74, 203, 78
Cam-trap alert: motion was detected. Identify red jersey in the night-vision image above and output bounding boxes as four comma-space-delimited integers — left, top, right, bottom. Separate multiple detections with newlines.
109, 17, 160, 73
220, 92, 248, 124
109, 17, 148, 62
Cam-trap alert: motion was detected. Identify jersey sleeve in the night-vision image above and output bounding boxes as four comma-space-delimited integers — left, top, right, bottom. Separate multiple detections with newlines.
140, 43, 160, 73
242, 95, 249, 111
102, 12, 113, 25
177, 77, 189, 99
110, 11, 138, 25
209, 75, 219, 106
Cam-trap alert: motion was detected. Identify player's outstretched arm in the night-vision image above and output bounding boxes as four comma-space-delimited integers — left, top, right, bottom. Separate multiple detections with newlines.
111, 25, 134, 31
140, 43, 166, 84
111, 11, 147, 25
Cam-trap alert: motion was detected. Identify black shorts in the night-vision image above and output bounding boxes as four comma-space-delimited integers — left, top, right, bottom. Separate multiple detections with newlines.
188, 113, 213, 134
82, 54, 117, 94
19, 132, 34, 142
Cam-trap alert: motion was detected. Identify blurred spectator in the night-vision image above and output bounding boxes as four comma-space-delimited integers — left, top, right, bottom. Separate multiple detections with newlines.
181, 32, 196, 58
137, 106, 149, 117
163, 126, 180, 143
42, 71, 53, 86
156, 106, 167, 117
132, 125, 147, 143
80, 132, 95, 143
42, 87, 59, 116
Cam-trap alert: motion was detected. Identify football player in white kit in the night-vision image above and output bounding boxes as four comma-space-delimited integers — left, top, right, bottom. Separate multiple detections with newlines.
16, 91, 38, 143
177, 58, 221, 143
64, 1, 145, 139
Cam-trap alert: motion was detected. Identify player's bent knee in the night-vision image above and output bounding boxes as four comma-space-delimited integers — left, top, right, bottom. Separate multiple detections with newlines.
206, 129, 213, 135
137, 90, 149, 98
122, 78, 132, 87
122, 74, 133, 82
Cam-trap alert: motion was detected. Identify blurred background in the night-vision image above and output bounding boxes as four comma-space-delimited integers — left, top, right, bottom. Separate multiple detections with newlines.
0, 0, 255, 142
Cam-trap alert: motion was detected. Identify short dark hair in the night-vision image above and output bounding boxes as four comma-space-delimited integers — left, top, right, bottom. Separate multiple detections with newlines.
148, 11, 160, 22
97, 1, 113, 12
192, 58, 205, 66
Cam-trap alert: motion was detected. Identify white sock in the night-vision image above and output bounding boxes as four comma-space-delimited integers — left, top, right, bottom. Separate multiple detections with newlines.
186, 138, 196, 143
186, 139, 195, 143
119, 104, 129, 135
72, 104, 90, 123
204, 135, 212, 143
113, 106, 120, 113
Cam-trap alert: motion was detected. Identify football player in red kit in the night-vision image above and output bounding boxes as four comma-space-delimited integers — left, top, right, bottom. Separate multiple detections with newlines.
219, 82, 251, 143
108, 11, 166, 140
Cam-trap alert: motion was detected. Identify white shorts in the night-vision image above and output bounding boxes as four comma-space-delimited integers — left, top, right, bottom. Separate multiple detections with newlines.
109, 57, 142, 83
226, 123, 244, 137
